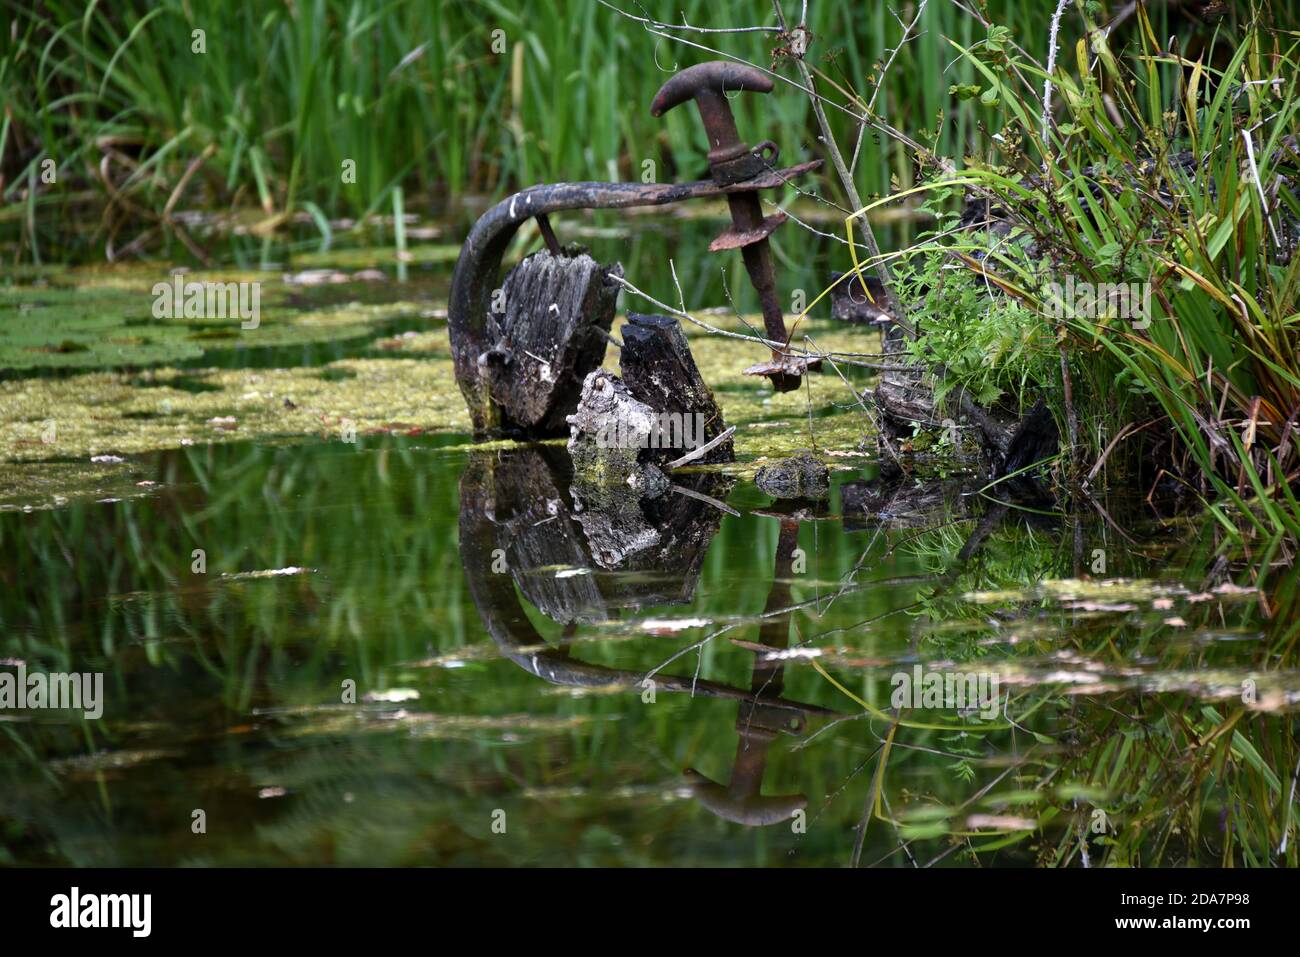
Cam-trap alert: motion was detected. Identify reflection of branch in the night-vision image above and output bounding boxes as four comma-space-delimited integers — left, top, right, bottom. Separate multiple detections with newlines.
642, 574, 932, 683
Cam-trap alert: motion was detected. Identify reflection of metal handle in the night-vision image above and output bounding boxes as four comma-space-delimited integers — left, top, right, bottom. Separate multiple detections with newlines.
683, 767, 807, 827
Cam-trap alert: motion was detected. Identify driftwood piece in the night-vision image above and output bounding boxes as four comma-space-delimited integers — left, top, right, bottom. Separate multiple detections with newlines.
479, 249, 621, 435
619, 312, 734, 465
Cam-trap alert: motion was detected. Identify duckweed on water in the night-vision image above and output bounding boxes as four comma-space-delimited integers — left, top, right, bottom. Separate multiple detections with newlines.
0, 282, 436, 371
2, 273, 880, 495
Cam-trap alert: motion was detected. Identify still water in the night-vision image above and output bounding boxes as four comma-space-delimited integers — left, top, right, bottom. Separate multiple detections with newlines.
4, 433, 1296, 866
2, 215, 1297, 867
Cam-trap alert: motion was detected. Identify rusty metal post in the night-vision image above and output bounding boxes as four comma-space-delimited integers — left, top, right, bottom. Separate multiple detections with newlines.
651, 62, 818, 392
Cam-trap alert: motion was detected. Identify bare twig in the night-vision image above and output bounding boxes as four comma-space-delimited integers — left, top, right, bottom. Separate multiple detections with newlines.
770, 0, 913, 336
1042, 0, 1071, 170
665, 426, 737, 469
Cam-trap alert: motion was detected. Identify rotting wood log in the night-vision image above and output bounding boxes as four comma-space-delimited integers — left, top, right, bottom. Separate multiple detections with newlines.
618, 312, 734, 466
868, 287, 1039, 477
476, 249, 621, 435
830, 270, 900, 354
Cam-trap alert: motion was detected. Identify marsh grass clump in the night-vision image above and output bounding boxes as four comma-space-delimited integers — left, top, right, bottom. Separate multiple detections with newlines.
896, 251, 1060, 411
852, 4, 1300, 555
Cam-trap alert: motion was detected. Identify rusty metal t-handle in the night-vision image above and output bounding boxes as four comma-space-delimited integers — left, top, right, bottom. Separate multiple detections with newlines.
650, 62, 773, 174
651, 62, 814, 392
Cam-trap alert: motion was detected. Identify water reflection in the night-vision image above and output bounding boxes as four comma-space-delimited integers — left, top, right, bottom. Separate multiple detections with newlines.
458, 447, 835, 826
1, 434, 1297, 866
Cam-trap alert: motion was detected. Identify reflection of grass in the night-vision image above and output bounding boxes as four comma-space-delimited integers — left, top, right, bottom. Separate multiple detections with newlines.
811, 507, 1300, 866
1, 434, 1295, 865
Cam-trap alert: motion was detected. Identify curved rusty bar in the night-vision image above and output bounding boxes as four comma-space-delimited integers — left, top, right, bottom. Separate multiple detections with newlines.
448, 162, 821, 434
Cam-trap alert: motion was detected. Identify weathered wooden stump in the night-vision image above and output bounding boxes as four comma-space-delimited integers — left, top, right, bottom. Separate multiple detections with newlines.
474, 249, 622, 435
618, 312, 734, 465
566, 370, 672, 568
566, 369, 667, 496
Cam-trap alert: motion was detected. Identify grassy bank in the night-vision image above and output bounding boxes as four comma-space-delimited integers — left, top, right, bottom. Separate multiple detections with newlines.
866, 3, 1300, 560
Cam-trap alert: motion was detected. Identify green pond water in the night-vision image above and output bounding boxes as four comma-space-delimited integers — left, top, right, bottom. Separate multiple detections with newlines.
2, 217, 1298, 867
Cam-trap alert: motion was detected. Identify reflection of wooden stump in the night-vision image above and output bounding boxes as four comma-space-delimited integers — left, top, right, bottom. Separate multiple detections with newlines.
486, 446, 609, 625
754, 450, 829, 500
480, 250, 622, 435
612, 473, 734, 608
460, 446, 732, 622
